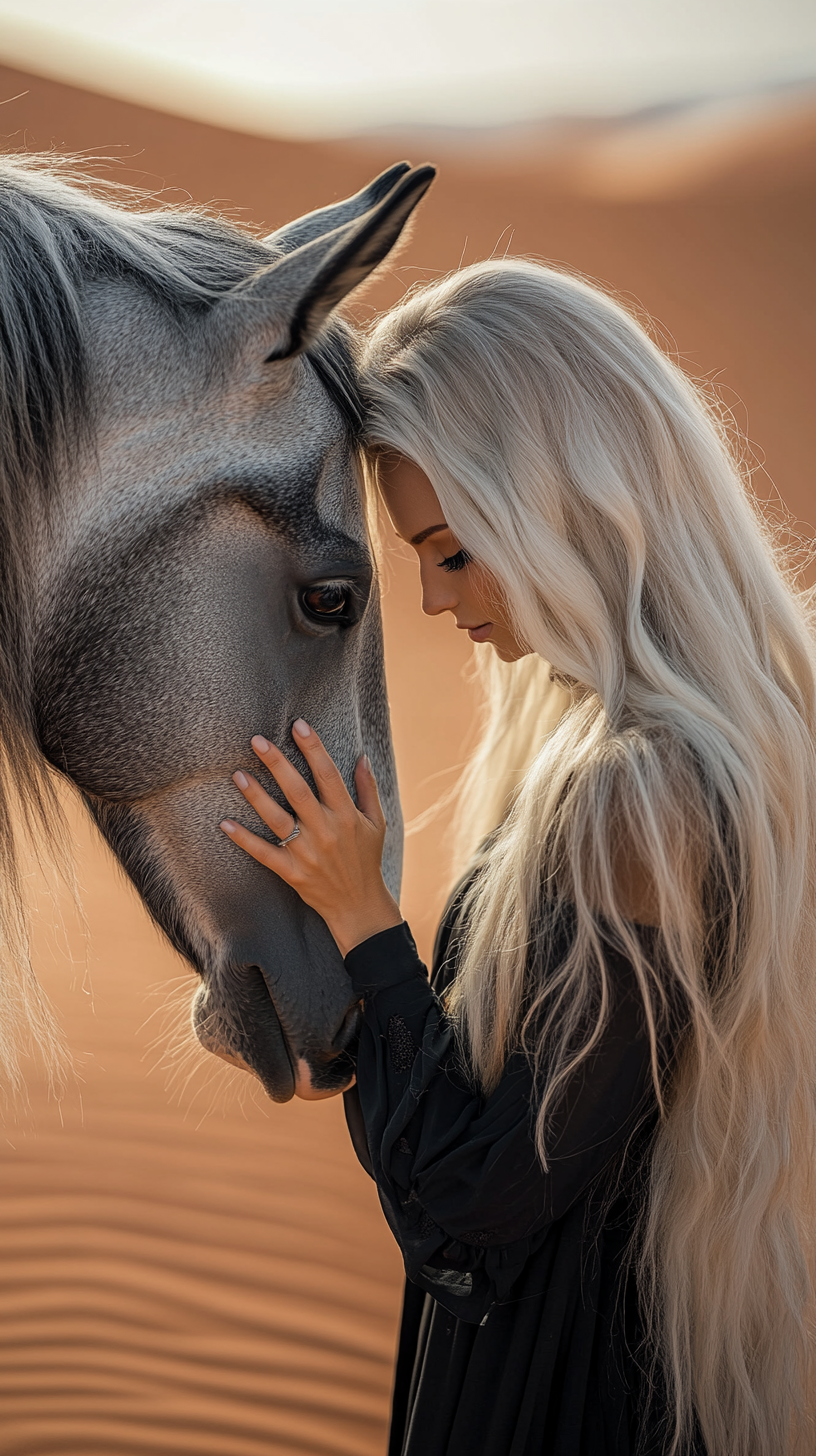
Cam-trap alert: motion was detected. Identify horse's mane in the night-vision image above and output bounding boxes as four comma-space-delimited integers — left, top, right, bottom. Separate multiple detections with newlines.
0, 153, 362, 1097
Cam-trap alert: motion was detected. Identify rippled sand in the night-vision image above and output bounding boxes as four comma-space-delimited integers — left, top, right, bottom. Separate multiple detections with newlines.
0, 59, 813, 1456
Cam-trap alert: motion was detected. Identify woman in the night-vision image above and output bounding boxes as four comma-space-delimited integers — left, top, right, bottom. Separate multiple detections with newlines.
219, 260, 816, 1455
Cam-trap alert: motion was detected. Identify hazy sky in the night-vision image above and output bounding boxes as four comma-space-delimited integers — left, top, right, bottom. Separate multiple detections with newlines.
2, 0, 815, 135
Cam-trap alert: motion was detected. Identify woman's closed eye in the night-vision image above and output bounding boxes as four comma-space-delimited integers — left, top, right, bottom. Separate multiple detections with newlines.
439, 548, 472, 573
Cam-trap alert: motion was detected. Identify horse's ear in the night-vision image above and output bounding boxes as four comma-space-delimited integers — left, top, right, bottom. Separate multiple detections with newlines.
263, 162, 414, 255
217, 163, 435, 361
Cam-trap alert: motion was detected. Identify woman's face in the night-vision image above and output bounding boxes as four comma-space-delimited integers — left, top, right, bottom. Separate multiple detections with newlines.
377, 454, 529, 663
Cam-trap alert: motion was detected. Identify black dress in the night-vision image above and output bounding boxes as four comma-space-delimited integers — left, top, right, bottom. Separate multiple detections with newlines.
342, 889, 686, 1456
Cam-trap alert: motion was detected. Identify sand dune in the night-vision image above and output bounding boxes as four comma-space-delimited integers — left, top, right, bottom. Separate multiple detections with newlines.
0, 61, 814, 1456
2, 814, 404, 1456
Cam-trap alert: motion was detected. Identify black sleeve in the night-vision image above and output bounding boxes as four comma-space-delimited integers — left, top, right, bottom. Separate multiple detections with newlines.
344, 920, 656, 1324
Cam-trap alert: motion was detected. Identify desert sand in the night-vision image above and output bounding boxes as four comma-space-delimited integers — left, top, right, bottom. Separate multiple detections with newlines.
0, 62, 814, 1456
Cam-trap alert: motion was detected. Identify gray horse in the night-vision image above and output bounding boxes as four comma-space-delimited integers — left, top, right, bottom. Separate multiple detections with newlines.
0, 155, 433, 1104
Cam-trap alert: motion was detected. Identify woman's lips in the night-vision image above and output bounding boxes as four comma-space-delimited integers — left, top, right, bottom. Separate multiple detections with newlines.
467, 622, 493, 643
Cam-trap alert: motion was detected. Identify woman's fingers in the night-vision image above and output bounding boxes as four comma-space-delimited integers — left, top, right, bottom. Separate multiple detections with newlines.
231, 770, 297, 841
355, 754, 386, 827
238, 721, 368, 839
251, 720, 354, 817
288, 719, 355, 813
222, 729, 395, 953
220, 818, 292, 877
249, 732, 322, 826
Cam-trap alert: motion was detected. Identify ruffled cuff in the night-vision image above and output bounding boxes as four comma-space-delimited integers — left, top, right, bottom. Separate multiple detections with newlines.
344, 921, 429, 996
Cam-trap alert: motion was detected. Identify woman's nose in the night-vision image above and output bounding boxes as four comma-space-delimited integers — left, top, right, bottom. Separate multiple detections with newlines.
420, 569, 458, 618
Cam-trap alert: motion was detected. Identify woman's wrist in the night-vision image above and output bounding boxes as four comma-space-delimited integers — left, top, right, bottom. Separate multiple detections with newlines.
331, 889, 403, 958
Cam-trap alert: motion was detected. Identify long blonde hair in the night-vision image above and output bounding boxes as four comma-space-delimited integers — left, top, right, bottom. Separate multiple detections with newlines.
360, 260, 816, 1456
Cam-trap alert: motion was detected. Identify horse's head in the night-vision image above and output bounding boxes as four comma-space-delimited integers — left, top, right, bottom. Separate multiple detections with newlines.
0, 159, 433, 1101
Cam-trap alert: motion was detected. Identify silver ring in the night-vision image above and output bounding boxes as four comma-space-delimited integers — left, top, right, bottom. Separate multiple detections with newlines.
277, 818, 300, 848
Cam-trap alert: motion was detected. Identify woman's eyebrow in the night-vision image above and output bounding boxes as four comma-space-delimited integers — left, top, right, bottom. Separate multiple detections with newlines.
411, 522, 449, 546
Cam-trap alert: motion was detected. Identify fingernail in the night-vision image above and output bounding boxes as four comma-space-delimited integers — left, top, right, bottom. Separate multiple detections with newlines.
363, 754, 372, 772
293, 719, 311, 739
220, 820, 237, 834
252, 735, 270, 753
233, 771, 249, 789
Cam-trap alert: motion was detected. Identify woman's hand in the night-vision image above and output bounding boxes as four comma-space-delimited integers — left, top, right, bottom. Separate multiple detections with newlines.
220, 719, 402, 957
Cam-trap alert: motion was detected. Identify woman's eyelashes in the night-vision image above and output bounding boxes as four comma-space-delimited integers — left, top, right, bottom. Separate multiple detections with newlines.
439, 548, 472, 573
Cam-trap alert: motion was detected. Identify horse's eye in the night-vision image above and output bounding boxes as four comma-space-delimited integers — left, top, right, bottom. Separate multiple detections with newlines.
301, 582, 351, 619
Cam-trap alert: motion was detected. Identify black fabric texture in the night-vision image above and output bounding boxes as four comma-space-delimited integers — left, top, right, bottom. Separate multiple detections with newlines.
344, 889, 701, 1456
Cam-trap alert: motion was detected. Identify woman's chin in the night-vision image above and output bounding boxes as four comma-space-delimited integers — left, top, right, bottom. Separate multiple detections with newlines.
493, 641, 533, 662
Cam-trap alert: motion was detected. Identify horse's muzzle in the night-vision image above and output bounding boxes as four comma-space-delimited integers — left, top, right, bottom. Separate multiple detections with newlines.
191, 965, 361, 1103
292, 1001, 362, 1100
